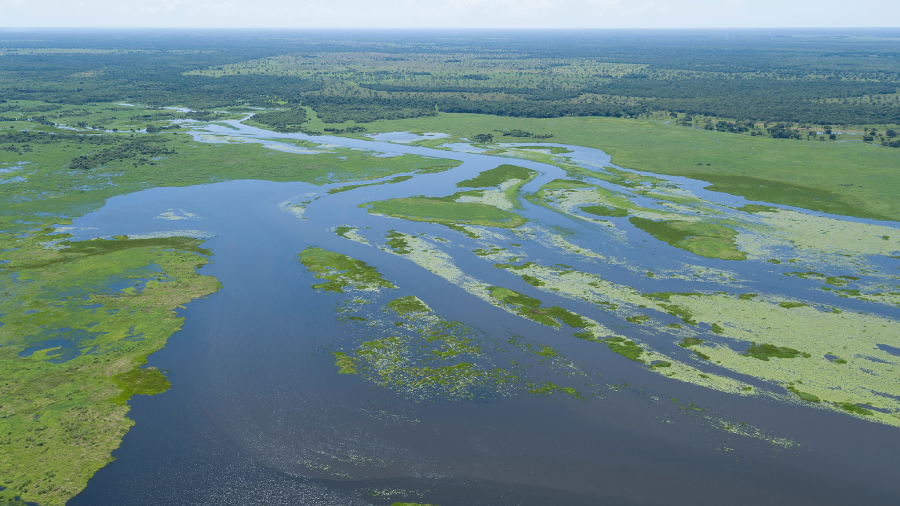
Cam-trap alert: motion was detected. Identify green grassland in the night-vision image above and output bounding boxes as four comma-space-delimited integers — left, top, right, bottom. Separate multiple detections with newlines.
328, 175, 414, 194
629, 217, 747, 261
0, 100, 243, 134
488, 287, 589, 329
298, 247, 397, 293
455, 164, 538, 209
456, 164, 536, 189
348, 113, 900, 222
0, 105, 458, 226
581, 205, 629, 218
366, 196, 528, 228
0, 234, 220, 505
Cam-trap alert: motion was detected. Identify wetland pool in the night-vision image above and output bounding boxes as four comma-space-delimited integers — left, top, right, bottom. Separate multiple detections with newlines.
68, 121, 900, 505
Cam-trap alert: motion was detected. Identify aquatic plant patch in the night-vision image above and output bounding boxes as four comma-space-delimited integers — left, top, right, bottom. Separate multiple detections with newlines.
629, 217, 747, 260
366, 197, 527, 228
0, 235, 220, 506
299, 247, 397, 293
456, 164, 536, 189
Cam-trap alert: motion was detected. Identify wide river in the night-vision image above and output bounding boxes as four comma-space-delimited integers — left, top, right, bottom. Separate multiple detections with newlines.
68, 120, 900, 505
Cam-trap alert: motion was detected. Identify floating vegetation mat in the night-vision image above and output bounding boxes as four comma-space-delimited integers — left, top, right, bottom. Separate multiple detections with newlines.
317, 141, 900, 429
300, 248, 591, 402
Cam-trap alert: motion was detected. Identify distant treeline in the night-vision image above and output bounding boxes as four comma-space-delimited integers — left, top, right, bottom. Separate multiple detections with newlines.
1, 30, 898, 126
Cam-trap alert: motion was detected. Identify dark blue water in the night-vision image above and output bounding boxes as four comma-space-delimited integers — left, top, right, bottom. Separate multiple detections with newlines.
68, 124, 900, 505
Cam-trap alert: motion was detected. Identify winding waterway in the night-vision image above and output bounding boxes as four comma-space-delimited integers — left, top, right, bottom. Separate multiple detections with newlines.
68, 120, 900, 505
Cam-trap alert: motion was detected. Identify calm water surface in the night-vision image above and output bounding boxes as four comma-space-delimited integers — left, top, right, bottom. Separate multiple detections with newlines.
69, 123, 900, 505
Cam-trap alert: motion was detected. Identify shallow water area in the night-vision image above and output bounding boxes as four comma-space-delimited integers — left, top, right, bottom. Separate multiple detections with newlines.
365, 131, 451, 143
66, 121, 900, 505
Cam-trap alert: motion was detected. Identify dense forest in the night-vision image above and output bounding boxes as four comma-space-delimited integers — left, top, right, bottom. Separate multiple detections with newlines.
1, 29, 898, 133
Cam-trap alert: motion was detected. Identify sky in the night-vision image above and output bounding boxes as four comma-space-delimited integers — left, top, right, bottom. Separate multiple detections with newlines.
0, 0, 898, 29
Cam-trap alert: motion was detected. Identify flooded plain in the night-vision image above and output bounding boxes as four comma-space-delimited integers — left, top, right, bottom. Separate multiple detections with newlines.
68, 120, 900, 505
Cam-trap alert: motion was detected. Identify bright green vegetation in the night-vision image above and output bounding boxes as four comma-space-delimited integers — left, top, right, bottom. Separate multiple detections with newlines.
540, 178, 595, 191
333, 352, 357, 374
678, 338, 706, 348
657, 303, 698, 326
520, 274, 545, 287
332, 295, 522, 401
629, 217, 747, 260
110, 367, 172, 405
581, 205, 629, 218
591, 167, 673, 190
0, 101, 241, 136
527, 382, 582, 399
472, 246, 507, 257
366, 196, 527, 228
838, 403, 874, 416
298, 247, 396, 293
787, 386, 821, 403
327, 174, 414, 194
602, 337, 646, 363
786, 271, 826, 279
482, 254, 900, 425
0, 234, 220, 505
487, 287, 589, 329
443, 223, 481, 239
385, 230, 412, 255
677, 337, 710, 360
784, 271, 862, 288
0, 117, 458, 225
360, 114, 900, 222
643, 292, 702, 302
742, 344, 811, 361
456, 164, 535, 188
387, 295, 431, 315
694, 175, 893, 221
319, 270, 592, 402
779, 302, 809, 309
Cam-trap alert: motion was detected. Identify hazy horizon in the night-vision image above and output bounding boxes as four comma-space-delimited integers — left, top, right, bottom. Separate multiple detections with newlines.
0, 0, 898, 30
